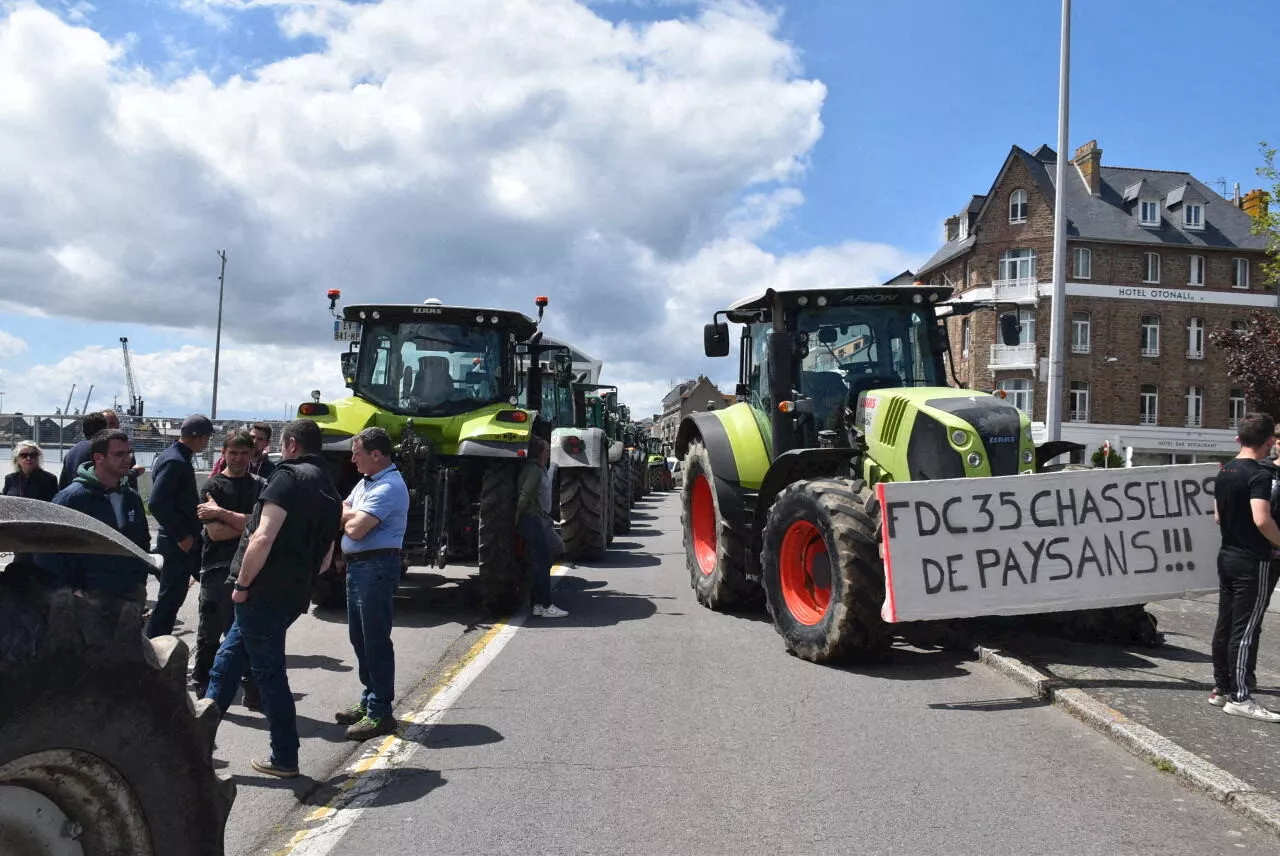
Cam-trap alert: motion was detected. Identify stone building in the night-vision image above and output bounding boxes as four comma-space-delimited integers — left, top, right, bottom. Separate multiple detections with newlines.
917, 141, 1270, 466
657, 376, 733, 447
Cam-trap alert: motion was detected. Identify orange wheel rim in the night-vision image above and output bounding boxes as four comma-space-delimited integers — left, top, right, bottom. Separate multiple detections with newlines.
779, 520, 831, 625
690, 473, 717, 575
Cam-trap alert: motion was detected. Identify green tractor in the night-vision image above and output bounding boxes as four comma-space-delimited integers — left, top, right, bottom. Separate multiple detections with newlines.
678, 284, 1050, 662
621, 422, 650, 502
304, 291, 553, 612
645, 436, 672, 492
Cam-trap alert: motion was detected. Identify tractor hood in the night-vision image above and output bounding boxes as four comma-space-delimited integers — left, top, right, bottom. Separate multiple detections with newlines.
308, 395, 535, 457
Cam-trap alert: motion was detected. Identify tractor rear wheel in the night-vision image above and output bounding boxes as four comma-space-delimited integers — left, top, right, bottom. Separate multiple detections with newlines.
631, 454, 646, 501
681, 441, 756, 610
760, 478, 890, 662
612, 457, 632, 535
477, 464, 522, 613
0, 588, 234, 855
561, 467, 608, 560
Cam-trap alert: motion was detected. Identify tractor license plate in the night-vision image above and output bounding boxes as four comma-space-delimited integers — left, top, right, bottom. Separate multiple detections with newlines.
334, 321, 362, 341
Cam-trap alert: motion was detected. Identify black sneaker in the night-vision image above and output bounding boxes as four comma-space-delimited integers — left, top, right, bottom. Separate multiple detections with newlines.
345, 715, 397, 741
335, 703, 367, 725
250, 757, 299, 779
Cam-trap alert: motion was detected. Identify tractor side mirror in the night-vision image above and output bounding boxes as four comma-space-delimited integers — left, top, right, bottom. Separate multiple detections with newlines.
340, 351, 358, 387
998, 312, 1021, 347
704, 322, 731, 358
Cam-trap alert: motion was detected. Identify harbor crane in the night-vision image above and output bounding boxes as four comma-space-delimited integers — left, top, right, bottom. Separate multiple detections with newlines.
120, 337, 144, 417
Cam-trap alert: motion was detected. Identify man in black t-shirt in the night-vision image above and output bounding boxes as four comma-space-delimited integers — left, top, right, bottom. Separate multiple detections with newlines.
203, 419, 342, 779
1211, 412, 1280, 722
191, 431, 265, 698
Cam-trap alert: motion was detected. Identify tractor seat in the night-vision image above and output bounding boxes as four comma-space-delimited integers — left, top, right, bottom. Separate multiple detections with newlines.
413, 356, 455, 400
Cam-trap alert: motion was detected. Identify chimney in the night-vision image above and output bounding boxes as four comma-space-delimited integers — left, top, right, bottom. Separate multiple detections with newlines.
1073, 140, 1102, 196
1242, 188, 1270, 219
944, 215, 960, 242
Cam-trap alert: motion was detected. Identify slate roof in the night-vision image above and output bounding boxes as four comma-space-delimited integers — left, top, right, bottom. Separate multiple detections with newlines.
917, 144, 1266, 276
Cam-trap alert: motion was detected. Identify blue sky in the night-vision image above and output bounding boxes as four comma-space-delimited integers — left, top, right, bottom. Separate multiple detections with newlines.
1, 0, 1275, 418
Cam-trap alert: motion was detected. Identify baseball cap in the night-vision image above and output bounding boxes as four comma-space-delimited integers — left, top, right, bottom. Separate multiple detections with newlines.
181, 414, 215, 437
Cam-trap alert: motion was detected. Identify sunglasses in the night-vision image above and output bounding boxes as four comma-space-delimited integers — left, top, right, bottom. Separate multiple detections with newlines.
17, 452, 38, 459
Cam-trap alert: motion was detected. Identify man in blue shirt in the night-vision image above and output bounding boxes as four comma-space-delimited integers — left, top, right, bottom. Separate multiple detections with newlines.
335, 427, 409, 741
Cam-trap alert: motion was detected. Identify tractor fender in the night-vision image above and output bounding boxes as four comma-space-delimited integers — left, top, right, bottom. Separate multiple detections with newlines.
675, 412, 759, 535
551, 426, 607, 470
752, 448, 858, 530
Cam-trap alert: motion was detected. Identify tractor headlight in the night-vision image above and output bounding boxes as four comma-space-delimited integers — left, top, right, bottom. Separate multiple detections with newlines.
1022, 449, 1034, 464
966, 452, 983, 468
950, 429, 969, 447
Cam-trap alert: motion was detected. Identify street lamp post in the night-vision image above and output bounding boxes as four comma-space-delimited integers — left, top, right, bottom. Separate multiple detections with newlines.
212, 249, 228, 419
1045, 0, 1072, 444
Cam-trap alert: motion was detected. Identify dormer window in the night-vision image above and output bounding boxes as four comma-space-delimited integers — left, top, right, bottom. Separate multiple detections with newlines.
1184, 203, 1203, 230
1009, 189, 1028, 224
958, 216, 969, 240
1139, 200, 1160, 227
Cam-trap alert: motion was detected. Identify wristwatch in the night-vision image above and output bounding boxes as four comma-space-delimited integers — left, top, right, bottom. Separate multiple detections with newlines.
233, 582, 252, 592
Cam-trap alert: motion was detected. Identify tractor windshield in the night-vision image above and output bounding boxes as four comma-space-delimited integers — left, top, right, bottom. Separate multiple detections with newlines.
355, 322, 505, 416
794, 305, 943, 425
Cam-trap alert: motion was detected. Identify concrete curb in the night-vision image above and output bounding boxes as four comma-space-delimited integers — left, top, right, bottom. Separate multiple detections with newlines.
976, 646, 1280, 838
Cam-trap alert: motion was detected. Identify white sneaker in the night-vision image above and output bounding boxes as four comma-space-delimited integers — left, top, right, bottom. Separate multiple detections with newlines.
533, 604, 569, 619
1208, 689, 1228, 708
1223, 698, 1280, 722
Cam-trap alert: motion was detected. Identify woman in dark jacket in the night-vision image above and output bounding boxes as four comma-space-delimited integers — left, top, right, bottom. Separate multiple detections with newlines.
4, 442, 59, 502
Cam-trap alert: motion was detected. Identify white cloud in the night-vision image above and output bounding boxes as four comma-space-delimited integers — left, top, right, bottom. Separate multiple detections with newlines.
1, 0, 918, 417
0, 329, 28, 359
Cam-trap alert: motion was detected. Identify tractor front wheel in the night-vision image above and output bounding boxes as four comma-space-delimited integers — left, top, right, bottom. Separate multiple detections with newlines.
477, 464, 522, 614
681, 441, 756, 610
761, 478, 890, 662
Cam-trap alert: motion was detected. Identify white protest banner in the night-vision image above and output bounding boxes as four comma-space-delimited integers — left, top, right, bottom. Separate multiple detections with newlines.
876, 463, 1220, 623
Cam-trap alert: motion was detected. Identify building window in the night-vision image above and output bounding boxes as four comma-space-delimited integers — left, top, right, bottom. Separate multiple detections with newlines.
1071, 311, 1091, 354
1143, 252, 1160, 284
958, 216, 969, 240
1185, 386, 1203, 427
1231, 319, 1249, 332
1233, 258, 1250, 289
1140, 384, 1159, 425
997, 378, 1033, 415
1188, 254, 1205, 286
1184, 203, 1203, 230
1139, 200, 1160, 226
1016, 308, 1036, 345
1072, 247, 1092, 280
1069, 381, 1089, 422
1230, 389, 1246, 428
961, 319, 971, 358
998, 248, 1036, 283
1009, 189, 1028, 224
1140, 316, 1160, 357
1187, 317, 1204, 359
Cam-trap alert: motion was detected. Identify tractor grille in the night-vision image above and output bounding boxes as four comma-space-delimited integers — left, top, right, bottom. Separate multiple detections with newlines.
880, 396, 909, 446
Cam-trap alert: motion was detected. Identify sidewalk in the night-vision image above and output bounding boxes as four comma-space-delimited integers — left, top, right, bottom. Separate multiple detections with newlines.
995, 595, 1280, 799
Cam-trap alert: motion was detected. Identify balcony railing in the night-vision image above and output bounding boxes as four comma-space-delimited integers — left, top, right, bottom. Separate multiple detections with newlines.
989, 343, 1037, 369
1185, 415, 1203, 428
1068, 410, 1089, 422
1187, 349, 1204, 360
1140, 346, 1160, 357
1139, 413, 1158, 426
991, 277, 1039, 303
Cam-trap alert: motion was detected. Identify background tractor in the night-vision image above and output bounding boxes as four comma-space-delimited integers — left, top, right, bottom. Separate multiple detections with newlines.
676, 285, 1148, 663
305, 293, 552, 613
645, 436, 672, 492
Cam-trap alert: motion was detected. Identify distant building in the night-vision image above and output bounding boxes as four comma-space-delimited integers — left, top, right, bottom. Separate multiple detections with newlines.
918, 140, 1270, 466
657, 376, 734, 446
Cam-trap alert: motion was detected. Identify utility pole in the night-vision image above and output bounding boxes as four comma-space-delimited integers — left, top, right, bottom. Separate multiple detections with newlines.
212, 249, 228, 419
1045, 0, 1071, 444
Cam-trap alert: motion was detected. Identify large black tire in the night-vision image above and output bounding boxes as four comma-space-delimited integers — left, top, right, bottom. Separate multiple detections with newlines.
681, 441, 756, 610
0, 587, 234, 855
760, 478, 890, 662
612, 456, 632, 535
604, 465, 616, 546
477, 464, 521, 614
561, 467, 608, 560
631, 454, 646, 501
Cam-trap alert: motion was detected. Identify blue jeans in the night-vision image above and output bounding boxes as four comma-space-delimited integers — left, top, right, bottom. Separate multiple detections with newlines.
346, 554, 399, 719
518, 513, 552, 607
205, 599, 301, 769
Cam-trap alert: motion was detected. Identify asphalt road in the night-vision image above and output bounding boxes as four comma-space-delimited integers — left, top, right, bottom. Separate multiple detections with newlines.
160, 493, 1280, 855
